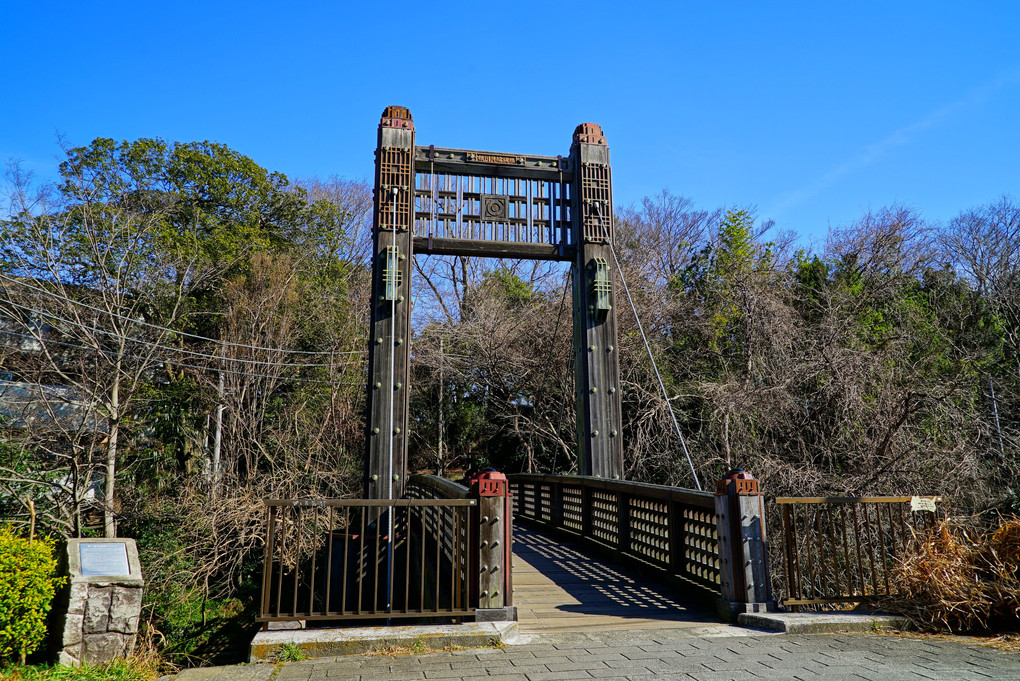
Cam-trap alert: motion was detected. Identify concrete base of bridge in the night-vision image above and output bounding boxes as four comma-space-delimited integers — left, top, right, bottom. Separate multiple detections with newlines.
474, 606, 517, 622
716, 598, 779, 623
249, 620, 517, 661
737, 610, 912, 634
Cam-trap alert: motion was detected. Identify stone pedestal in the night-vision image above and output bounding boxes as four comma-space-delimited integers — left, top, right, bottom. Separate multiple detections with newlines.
54, 538, 144, 666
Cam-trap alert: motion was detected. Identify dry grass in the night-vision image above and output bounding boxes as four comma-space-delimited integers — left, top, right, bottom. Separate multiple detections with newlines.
363, 639, 465, 657
884, 517, 1020, 634
877, 629, 1020, 652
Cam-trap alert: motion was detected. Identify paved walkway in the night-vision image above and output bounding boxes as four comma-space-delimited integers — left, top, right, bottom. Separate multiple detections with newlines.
511, 526, 722, 635
258, 629, 1020, 681
174, 525, 1019, 681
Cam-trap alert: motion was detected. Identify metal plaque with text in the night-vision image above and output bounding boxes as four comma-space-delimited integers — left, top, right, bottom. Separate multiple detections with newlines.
79, 542, 130, 577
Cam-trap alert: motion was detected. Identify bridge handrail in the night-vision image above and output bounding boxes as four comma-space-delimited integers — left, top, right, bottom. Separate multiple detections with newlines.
406, 473, 470, 500
508, 473, 721, 598
510, 473, 714, 506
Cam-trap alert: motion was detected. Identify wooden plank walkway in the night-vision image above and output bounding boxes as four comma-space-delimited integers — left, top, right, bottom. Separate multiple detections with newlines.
510, 525, 726, 634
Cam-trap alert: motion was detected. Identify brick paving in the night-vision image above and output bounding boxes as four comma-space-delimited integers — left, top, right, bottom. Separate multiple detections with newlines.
264, 629, 1020, 681
174, 526, 1020, 681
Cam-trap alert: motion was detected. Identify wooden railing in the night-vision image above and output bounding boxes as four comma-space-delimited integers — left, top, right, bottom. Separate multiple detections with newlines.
406, 474, 470, 501
259, 498, 476, 622
777, 496, 941, 608
509, 474, 720, 596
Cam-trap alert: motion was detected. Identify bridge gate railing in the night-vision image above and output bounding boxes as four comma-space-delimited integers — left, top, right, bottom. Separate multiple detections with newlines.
258, 498, 476, 622
406, 473, 514, 620
258, 473, 514, 625
777, 495, 941, 609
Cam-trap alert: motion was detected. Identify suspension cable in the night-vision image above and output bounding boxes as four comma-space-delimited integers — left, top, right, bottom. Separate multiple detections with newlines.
593, 202, 702, 491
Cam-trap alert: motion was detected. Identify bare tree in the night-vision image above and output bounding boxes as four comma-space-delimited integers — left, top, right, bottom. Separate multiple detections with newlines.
2, 159, 214, 537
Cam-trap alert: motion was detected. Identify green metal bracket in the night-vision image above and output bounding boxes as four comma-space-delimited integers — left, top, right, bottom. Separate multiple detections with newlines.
382, 245, 403, 301
589, 257, 611, 317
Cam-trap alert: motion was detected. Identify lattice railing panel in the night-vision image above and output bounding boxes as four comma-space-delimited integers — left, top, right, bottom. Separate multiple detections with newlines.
538, 484, 553, 523
510, 475, 721, 598
562, 486, 584, 532
591, 490, 619, 546
682, 507, 720, 588
628, 497, 670, 567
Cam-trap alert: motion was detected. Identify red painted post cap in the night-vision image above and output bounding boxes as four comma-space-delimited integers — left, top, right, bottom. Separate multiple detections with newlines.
380, 105, 414, 129
716, 468, 760, 495
573, 122, 607, 145
473, 470, 509, 497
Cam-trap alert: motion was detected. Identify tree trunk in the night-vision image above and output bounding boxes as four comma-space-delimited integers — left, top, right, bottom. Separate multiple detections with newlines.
104, 366, 121, 538
212, 364, 224, 500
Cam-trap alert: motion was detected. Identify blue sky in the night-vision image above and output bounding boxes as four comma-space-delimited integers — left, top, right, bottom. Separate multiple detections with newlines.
2, 1, 1017, 246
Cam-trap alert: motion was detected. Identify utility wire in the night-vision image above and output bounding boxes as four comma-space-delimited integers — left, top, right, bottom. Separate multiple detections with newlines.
0, 272, 367, 355
0, 330, 363, 386
2, 299, 361, 369
593, 202, 702, 491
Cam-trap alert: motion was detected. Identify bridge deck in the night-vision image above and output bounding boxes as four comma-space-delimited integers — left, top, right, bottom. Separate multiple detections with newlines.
511, 526, 726, 634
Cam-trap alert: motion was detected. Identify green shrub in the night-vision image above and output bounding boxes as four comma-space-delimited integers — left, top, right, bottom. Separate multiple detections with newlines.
0, 526, 65, 663
276, 643, 305, 662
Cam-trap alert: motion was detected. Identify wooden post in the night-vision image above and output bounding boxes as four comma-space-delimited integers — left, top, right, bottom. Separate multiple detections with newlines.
581, 484, 594, 540
471, 472, 516, 621
365, 106, 416, 499
570, 124, 623, 480
714, 469, 775, 621
551, 480, 564, 528
666, 499, 687, 578
618, 493, 631, 553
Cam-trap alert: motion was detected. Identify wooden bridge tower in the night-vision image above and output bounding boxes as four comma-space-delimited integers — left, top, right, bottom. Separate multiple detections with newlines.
365, 106, 623, 498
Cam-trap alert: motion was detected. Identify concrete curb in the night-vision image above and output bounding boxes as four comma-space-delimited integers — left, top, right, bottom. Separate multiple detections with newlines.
737, 611, 912, 634
249, 621, 517, 661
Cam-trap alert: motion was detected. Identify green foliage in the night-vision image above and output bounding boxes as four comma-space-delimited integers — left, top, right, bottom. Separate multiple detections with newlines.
479, 269, 533, 308
276, 643, 306, 662
132, 376, 208, 484
674, 208, 776, 365
0, 443, 63, 533
791, 250, 830, 315
714, 209, 756, 279
0, 527, 65, 663
50, 136, 326, 285
0, 658, 158, 681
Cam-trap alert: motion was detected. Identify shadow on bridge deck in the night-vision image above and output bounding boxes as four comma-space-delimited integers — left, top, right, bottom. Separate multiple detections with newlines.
511, 526, 726, 634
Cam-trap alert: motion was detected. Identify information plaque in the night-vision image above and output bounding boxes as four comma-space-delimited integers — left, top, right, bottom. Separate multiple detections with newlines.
79, 542, 131, 577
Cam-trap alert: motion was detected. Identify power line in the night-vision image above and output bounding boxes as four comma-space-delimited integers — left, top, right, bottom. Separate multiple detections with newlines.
0, 330, 364, 386
2, 299, 363, 369
0, 272, 367, 356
